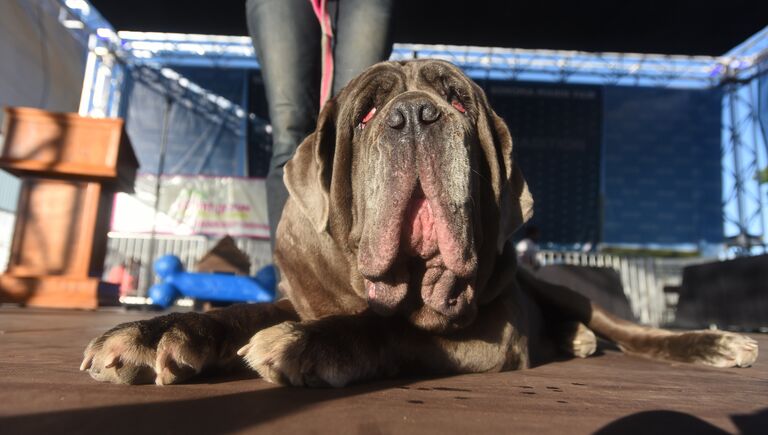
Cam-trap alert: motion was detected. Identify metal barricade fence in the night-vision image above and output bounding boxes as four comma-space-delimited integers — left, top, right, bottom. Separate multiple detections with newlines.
105, 232, 272, 298
536, 251, 711, 327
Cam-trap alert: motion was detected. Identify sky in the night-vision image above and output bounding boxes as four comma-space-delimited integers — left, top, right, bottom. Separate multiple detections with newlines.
91, 0, 767, 56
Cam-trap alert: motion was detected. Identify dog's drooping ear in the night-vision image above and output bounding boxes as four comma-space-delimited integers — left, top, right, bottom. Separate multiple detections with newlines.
474, 85, 534, 252
284, 101, 337, 233
494, 112, 534, 251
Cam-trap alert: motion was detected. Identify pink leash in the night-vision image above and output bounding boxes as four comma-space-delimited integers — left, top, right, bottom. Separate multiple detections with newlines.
309, 0, 334, 108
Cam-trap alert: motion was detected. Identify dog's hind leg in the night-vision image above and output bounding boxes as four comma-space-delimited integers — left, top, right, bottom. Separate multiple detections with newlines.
517, 267, 758, 368
586, 307, 758, 367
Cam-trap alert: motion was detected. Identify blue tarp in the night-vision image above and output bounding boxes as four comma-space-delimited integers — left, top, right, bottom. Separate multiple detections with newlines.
602, 86, 723, 245
123, 66, 249, 176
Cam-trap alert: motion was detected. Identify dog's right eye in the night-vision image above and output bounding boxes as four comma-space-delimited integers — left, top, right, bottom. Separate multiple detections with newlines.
358, 107, 377, 129
448, 89, 467, 114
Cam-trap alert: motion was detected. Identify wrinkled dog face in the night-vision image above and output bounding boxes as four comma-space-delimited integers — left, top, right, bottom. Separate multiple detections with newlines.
285, 60, 532, 333
345, 61, 481, 329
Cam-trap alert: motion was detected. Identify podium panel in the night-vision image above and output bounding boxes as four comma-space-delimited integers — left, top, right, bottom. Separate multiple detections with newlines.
0, 107, 137, 308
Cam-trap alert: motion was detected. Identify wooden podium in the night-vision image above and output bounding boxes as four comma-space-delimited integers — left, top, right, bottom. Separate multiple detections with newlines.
0, 107, 139, 309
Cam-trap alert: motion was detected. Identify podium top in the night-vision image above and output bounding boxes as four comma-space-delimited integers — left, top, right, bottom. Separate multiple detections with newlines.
0, 107, 139, 192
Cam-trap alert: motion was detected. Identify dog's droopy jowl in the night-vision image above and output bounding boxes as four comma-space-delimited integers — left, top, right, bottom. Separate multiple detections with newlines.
82, 60, 758, 387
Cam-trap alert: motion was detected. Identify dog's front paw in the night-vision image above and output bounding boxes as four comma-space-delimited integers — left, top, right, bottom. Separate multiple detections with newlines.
560, 322, 597, 359
238, 322, 355, 388
81, 312, 224, 385
238, 322, 307, 386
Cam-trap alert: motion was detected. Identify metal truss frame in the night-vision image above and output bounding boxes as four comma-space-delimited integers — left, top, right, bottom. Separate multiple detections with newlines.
721, 28, 768, 255
118, 31, 728, 89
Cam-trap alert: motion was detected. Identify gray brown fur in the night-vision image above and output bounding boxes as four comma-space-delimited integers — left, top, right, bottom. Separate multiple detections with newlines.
82, 60, 758, 387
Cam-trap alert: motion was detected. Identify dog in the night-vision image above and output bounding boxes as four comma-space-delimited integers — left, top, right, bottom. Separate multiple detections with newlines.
81, 60, 758, 387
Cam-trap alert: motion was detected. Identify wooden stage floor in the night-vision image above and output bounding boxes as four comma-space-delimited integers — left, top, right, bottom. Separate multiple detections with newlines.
0, 307, 765, 434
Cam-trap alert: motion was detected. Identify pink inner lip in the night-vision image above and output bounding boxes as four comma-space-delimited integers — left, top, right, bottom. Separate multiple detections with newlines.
402, 185, 440, 259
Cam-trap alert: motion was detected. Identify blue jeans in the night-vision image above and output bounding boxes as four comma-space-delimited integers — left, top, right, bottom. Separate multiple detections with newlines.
245, 0, 394, 250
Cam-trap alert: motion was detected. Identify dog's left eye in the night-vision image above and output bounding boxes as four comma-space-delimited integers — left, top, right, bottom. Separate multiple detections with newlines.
451, 98, 466, 113
359, 107, 377, 129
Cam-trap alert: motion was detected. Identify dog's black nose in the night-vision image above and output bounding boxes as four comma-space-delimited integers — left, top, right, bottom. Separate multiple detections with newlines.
386, 95, 441, 131
385, 108, 406, 129
419, 101, 440, 124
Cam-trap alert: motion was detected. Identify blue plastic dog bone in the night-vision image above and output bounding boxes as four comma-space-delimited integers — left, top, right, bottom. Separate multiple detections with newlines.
148, 255, 276, 308
148, 282, 180, 308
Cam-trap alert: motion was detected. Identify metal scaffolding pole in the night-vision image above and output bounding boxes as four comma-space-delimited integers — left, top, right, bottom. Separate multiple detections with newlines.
722, 74, 768, 255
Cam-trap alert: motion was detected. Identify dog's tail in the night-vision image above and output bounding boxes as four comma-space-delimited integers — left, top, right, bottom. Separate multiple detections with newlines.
516, 267, 758, 368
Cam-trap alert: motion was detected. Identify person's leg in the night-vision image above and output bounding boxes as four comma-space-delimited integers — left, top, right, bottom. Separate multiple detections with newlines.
331, 0, 395, 96
246, 0, 321, 250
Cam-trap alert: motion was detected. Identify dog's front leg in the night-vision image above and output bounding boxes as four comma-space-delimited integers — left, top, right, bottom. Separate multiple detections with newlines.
238, 294, 531, 387
237, 313, 398, 387
81, 300, 298, 385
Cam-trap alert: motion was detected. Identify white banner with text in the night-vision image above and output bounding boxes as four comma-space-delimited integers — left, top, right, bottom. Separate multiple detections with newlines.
111, 175, 269, 239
